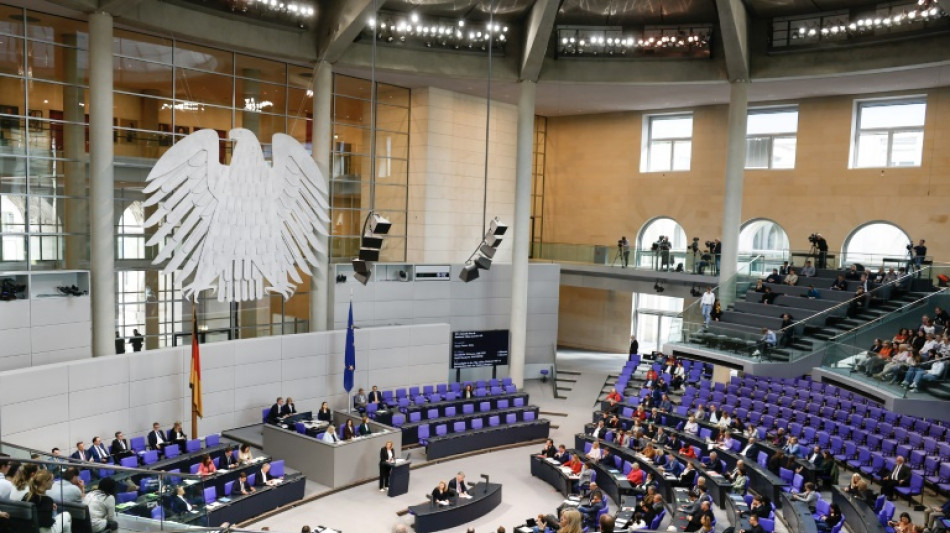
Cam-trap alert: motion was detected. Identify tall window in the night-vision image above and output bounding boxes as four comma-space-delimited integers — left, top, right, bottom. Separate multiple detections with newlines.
746, 107, 798, 169
842, 221, 911, 265
642, 114, 693, 172
852, 98, 926, 168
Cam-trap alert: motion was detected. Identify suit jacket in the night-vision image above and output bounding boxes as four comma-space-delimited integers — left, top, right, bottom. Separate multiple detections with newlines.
235, 478, 254, 494
148, 430, 166, 449
745, 525, 766, 533
368, 390, 383, 403
167, 429, 187, 442
70, 449, 90, 461
448, 478, 468, 495
342, 425, 356, 440
380, 447, 395, 465
220, 453, 238, 469
358, 423, 372, 436
170, 494, 193, 514
256, 469, 271, 486
89, 445, 110, 463
266, 404, 282, 423
887, 464, 911, 484
280, 403, 296, 416
110, 439, 131, 457
316, 409, 332, 422
679, 468, 697, 486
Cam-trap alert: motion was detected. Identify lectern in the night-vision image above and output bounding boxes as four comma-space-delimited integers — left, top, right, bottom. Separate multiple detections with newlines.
388, 458, 410, 497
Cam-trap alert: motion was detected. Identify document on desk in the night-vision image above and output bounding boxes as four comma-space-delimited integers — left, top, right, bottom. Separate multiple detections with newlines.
545, 458, 560, 465
394, 458, 409, 465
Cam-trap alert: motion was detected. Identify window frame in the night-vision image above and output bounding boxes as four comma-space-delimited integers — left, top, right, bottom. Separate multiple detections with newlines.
745, 106, 799, 170
641, 112, 693, 173
850, 96, 927, 169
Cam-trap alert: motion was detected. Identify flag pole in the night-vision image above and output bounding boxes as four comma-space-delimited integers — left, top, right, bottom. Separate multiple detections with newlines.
190, 293, 201, 438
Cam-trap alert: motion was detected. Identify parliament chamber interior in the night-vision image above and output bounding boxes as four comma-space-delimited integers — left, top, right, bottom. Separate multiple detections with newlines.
0, 0, 948, 533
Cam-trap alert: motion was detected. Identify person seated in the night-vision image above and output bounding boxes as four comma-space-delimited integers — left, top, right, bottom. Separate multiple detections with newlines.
640, 494, 665, 525
767, 450, 787, 474
677, 462, 698, 488
220, 446, 238, 469
147, 422, 167, 451
903, 356, 948, 390
342, 419, 356, 440
831, 275, 848, 291
266, 397, 285, 424
431, 480, 454, 505
684, 416, 699, 435
753, 280, 766, 293
50, 467, 85, 504
756, 328, 777, 356
764, 269, 782, 284
784, 436, 803, 458
88, 437, 111, 463
791, 482, 819, 511
281, 397, 297, 417
626, 462, 645, 485
110, 431, 133, 460
167, 421, 187, 447
880, 456, 912, 500
461, 384, 475, 399
710, 300, 722, 322
887, 512, 915, 533
170, 485, 196, 514
679, 443, 697, 459
316, 401, 332, 422
800, 261, 816, 277
448, 472, 471, 499
591, 420, 607, 439
704, 451, 724, 474
658, 452, 683, 476
605, 388, 622, 403
760, 287, 779, 305
554, 444, 571, 464
845, 264, 862, 280
718, 430, 736, 450
784, 269, 799, 286
257, 462, 281, 486
598, 447, 613, 466
731, 466, 749, 494
367, 385, 383, 405
321, 425, 339, 443
353, 388, 368, 412
576, 491, 606, 530
197, 454, 216, 476
358, 415, 373, 436
234, 471, 255, 495
683, 500, 714, 532
238, 443, 254, 464
848, 287, 868, 318
804, 284, 820, 299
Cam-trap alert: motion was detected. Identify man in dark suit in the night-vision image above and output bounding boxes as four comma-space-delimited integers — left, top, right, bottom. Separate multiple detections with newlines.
368, 385, 383, 405
70, 441, 89, 462
235, 471, 255, 495
736, 514, 767, 533
448, 472, 470, 499
220, 447, 238, 469
684, 500, 714, 532
88, 437, 110, 463
677, 462, 697, 487
147, 422, 167, 451
577, 491, 606, 530
703, 452, 724, 475
538, 439, 556, 458
110, 431, 133, 461
741, 437, 758, 458
257, 462, 278, 486
267, 397, 285, 424
879, 456, 911, 499
280, 397, 296, 417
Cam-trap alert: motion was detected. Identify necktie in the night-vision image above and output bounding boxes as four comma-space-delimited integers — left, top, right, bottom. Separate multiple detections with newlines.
892, 466, 900, 480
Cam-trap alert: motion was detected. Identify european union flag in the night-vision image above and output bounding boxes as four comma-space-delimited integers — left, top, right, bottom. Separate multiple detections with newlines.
344, 301, 355, 393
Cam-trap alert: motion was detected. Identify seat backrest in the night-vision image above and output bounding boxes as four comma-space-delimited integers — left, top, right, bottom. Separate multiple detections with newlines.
205, 434, 220, 447
480, 401, 491, 412
435, 424, 447, 436
0, 499, 39, 533
409, 411, 422, 423
513, 397, 525, 407
130, 436, 146, 452
524, 411, 536, 422
760, 518, 775, 533
471, 418, 483, 430
392, 414, 405, 427
270, 460, 285, 477
61, 501, 92, 533
489, 415, 500, 427
418, 424, 430, 438
117, 491, 138, 504
120, 455, 138, 468
203, 486, 216, 504
498, 399, 509, 409
505, 413, 516, 424
463, 403, 475, 414
296, 422, 306, 434
143, 449, 160, 463
453, 421, 466, 433
445, 406, 457, 417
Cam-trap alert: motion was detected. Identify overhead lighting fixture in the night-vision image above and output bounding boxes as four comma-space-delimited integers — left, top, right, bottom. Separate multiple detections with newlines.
368, 10, 509, 53
459, 217, 508, 283
784, 0, 947, 47
555, 24, 713, 58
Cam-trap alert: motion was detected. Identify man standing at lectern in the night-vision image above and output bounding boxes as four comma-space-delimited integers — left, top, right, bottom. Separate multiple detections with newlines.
449, 472, 471, 499
379, 441, 396, 492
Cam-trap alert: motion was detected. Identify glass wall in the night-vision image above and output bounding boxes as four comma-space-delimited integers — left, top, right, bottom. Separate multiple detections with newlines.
330, 75, 409, 262
0, 4, 413, 350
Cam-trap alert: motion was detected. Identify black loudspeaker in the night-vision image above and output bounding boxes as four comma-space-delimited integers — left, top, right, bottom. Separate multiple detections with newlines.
459, 264, 480, 282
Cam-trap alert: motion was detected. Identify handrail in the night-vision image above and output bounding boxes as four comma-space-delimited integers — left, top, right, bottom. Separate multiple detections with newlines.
829, 287, 948, 342
0, 445, 203, 479
767, 265, 936, 338
677, 254, 763, 319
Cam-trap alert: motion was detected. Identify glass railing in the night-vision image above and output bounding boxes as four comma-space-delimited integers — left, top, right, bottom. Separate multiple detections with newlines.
531, 241, 712, 274
0, 441, 215, 530
667, 265, 943, 363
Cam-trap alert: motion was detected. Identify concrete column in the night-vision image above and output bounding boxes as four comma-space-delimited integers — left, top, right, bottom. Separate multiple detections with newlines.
89, 12, 115, 356
310, 61, 332, 331
508, 81, 536, 388
62, 36, 86, 269
717, 81, 749, 307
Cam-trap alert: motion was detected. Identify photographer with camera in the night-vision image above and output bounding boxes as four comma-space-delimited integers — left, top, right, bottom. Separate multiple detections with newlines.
809, 233, 829, 269
619, 236, 630, 268
713, 239, 721, 275
653, 236, 672, 271
912, 239, 927, 277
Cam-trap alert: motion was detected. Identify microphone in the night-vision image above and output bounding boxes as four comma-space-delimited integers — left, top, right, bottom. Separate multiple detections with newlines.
480, 474, 490, 493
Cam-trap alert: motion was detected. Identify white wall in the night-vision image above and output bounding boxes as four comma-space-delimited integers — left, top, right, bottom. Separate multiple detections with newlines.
0, 323, 450, 452
331, 263, 559, 378
407, 87, 517, 264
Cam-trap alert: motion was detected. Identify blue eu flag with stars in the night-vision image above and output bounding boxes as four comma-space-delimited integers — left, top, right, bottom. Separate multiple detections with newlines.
344, 301, 355, 393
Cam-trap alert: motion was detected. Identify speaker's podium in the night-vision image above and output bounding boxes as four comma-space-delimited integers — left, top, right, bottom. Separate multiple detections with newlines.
388, 457, 411, 497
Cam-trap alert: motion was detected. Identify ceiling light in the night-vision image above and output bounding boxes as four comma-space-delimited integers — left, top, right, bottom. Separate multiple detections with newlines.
410, 12, 419, 23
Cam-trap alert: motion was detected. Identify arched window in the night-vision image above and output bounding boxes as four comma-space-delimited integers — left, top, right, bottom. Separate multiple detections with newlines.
637, 216, 687, 251
118, 202, 145, 260
842, 221, 912, 266
739, 218, 789, 259
1, 196, 26, 261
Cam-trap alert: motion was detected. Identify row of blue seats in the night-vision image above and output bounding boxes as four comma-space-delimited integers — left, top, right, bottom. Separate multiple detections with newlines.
404, 410, 539, 446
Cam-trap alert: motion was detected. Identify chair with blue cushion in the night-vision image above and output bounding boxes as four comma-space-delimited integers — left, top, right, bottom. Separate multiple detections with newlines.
504, 385, 516, 393
205, 434, 220, 447
479, 401, 491, 413
120, 456, 138, 468
270, 460, 285, 477
760, 518, 775, 533
151, 506, 164, 520
450, 382, 461, 393
130, 436, 146, 454
649, 509, 666, 530
437, 383, 448, 395
513, 397, 525, 408
143, 450, 160, 464
445, 392, 457, 401
418, 424, 430, 446
445, 406, 456, 417
248, 473, 256, 486
471, 418, 483, 430
189, 463, 200, 474
382, 390, 395, 406
367, 403, 379, 419
409, 386, 421, 398
203, 486, 216, 504
392, 414, 405, 427
423, 385, 435, 396
505, 413, 516, 424
488, 416, 500, 427
498, 399, 509, 409
295, 422, 307, 434
398, 398, 410, 413
453, 421, 466, 433
409, 411, 422, 423
117, 491, 137, 504
462, 403, 475, 414
224, 480, 234, 496
435, 424, 447, 438
427, 408, 439, 420
524, 411, 536, 422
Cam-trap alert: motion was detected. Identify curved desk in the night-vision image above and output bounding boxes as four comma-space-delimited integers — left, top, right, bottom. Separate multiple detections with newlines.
530, 454, 573, 497
780, 492, 819, 533
831, 486, 888, 533
410, 482, 503, 533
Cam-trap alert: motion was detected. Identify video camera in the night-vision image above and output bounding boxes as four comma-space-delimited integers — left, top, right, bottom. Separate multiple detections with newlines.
808, 233, 821, 245
652, 236, 671, 252
906, 242, 914, 251
689, 237, 700, 253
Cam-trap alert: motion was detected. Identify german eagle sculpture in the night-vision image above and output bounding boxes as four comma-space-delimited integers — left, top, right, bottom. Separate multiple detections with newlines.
143, 128, 329, 302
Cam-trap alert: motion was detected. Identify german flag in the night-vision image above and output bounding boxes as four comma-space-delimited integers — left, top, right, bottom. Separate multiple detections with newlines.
190, 304, 203, 418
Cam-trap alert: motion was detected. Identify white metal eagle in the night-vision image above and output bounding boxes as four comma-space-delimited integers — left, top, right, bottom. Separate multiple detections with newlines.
143, 128, 329, 302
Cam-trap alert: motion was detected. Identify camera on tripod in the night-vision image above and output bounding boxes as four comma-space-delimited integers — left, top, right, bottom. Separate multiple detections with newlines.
689, 237, 700, 252
906, 242, 914, 251
808, 233, 821, 245
652, 236, 671, 252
